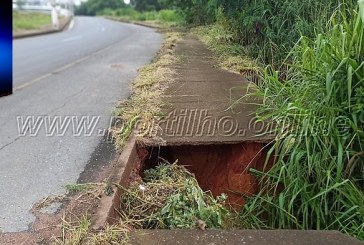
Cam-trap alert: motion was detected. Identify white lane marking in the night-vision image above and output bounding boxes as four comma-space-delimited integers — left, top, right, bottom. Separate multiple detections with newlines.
14, 73, 52, 91
68, 19, 75, 31
14, 55, 92, 91
62, 35, 83, 42
101, 27, 105, 32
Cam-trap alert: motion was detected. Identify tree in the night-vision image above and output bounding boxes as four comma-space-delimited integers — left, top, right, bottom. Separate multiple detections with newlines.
75, 0, 126, 16
130, 0, 163, 11
158, 0, 216, 24
16, 0, 26, 10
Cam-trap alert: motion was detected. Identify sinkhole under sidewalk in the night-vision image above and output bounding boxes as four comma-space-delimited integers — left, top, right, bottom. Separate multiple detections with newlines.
95, 128, 274, 227
135, 143, 274, 208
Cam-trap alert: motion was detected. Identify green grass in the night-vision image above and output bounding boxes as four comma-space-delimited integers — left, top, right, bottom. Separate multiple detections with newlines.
192, 24, 260, 74
13, 11, 51, 31
98, 7, 183, 26
240, 5, 364, 240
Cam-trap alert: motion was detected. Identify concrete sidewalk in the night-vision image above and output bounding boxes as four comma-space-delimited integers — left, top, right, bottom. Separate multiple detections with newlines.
130, 230, 363, 245
143, 34, 274, 146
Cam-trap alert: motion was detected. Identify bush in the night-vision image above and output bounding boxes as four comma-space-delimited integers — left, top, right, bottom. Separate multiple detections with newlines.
97, 8, 115, 16
142, 11, 158, 21
114, 7, 141, 19
100, 7, 182, 24
158, 9, 182, 22
75, 0, 126, 16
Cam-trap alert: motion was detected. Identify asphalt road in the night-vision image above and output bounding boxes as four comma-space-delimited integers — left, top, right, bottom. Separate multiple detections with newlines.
0, 17, 162, 232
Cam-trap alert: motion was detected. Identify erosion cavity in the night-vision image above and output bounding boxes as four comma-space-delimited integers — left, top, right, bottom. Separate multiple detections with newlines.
135, 142, 273, 208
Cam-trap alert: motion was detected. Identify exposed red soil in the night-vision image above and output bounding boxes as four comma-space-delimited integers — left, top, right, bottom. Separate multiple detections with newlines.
139, 143, 274, 209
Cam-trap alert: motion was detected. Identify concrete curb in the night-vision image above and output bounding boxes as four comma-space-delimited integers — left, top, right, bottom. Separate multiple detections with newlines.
13, 16, 73, 39
104, 16, 161, 29
93, 133, 141, 229
130, 230, 364, 245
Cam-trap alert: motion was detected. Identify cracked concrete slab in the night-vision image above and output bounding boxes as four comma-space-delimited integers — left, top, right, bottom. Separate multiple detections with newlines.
143, 35, 274, 146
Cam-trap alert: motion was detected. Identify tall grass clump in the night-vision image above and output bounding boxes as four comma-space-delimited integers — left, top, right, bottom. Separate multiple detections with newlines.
242, 4, 364, 240
176, 0, 357, 67
223, 0, 353, 65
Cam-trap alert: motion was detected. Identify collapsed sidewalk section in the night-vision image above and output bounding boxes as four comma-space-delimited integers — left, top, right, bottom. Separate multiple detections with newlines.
136, 34, 275, 208
94, 33, 363, 245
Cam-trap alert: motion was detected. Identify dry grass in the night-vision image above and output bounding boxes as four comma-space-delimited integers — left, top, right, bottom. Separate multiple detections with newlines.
115, 163, 238, 230
49, 182, 130, 245
51, 163, 238, 244
192, 25, 262, 81
113, 32, 182, 148
53, 216, 130, 245
88, 225, 130, 245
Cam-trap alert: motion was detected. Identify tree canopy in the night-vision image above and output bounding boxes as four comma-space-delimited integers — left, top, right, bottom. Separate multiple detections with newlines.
130, 0, 164, 11
75, 0, 126, 16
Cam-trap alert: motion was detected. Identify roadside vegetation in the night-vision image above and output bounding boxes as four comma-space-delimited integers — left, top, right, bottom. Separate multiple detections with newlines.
75, 0, 180, 17
98, 8, 183, 27
74, 0, 127, 16
13, 11, 51, 31
182, 0, 364, 240
112, 31, 181, 148
67, 0, 364, 242
75, 0, 183, 26
243, 6, 364, 239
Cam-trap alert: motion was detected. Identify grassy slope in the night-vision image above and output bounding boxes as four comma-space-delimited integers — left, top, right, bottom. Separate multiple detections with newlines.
13, 11, 51, 31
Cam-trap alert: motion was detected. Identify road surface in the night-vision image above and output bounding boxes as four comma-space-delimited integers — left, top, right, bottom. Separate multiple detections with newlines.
0, 16, 162, 232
